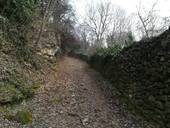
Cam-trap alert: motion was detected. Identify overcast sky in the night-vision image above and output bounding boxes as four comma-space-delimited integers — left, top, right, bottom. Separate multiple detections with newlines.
71, 0, 170, 40
72, 0, 170, 20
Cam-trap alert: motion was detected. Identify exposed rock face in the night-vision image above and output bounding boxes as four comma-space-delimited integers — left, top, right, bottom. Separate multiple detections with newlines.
90, 28, 170, 128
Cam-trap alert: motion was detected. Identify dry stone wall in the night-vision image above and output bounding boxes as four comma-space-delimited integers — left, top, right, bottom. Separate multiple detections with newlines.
89, 28, 170, 128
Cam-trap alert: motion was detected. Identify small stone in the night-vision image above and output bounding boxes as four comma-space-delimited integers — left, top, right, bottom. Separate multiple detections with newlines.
160, 57, 165, 61
82, 118, 89, 125
59, 111, 64, 114
71, 94, 75, 97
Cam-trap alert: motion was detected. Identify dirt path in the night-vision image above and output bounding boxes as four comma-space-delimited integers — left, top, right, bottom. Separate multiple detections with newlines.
1, 56, 152, 128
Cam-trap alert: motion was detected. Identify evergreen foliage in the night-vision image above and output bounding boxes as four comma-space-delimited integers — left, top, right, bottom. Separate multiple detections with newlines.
3, 0, 37, 24
95, 45, 122, 57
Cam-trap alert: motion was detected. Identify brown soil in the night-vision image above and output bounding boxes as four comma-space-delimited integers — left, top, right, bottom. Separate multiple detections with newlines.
0, 56, 152, 128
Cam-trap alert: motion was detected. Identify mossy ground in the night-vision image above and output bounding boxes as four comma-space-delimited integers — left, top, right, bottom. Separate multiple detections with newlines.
15, 108, 33, 124
50, 96, 62, 104
3, 107, 33, 124
0, 82, 41, 105
0, 85, 23, 105
0, 71, 43, 105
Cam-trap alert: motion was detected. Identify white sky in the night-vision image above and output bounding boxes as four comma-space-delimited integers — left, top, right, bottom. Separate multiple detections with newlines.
72, 0, 170, 19
71, 0, 170, 40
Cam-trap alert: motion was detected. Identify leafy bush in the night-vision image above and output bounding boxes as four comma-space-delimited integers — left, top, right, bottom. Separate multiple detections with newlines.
3, 0, 38, 25
95, 45, 122, 57
0, 69, 41, 105
3, 108, 33, 124
0, 83, 36, 105
0, 0, 39, 63
0, 84, 23, 105
15, 109, 33, 124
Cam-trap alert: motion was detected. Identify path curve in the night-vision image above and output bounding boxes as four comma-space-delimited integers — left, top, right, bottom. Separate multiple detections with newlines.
0, 56, 152, 128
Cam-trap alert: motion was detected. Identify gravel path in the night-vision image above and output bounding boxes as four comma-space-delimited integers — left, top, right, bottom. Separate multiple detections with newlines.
0, 56, 153, 128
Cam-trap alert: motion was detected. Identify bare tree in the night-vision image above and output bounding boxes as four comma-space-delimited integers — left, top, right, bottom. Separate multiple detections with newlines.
136, 0, 159, 38
76, 24, 90, 51
35, 0, 75, 50
85, 1, 112, 47
159, 17, 170, 33
35, 0, 56, 47
53, 0, 75, 48
107, 6, 133, 47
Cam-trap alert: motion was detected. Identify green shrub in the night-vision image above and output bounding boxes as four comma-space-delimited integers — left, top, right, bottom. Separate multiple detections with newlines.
3, 113, 15, 121
3, 0, 38, 25
0, 72, 40, 105
18, 85, 35, 99
15, 109, 33, 124
0, 0, 39, 63
95, 45, 122, 57
8, 71, 39, 99
0, 84, 24, 105
0, 106, 9, 113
